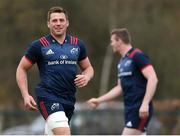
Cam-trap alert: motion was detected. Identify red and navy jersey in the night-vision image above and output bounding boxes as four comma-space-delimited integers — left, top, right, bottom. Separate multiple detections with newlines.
25, 34, 87, 106
117, 48, 152, 109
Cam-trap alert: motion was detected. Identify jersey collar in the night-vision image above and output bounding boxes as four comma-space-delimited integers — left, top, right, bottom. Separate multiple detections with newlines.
125, 47, 134, 57
47, 34, 70, 45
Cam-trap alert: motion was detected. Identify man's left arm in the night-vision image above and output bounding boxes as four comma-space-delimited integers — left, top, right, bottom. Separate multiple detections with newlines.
75, 57, 94, 88
139, 65, 158, 118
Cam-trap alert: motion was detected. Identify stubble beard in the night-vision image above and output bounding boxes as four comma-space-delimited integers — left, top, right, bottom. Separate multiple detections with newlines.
52, 30, 65, 38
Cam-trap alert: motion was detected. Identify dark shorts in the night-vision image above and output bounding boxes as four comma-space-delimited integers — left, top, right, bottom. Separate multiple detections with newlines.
124, 105, 153, 132
36, 96, 74, 122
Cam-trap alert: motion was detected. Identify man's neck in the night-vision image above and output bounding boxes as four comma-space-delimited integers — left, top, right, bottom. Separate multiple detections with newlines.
51, 33, 66, 44
120, 44, 132, 57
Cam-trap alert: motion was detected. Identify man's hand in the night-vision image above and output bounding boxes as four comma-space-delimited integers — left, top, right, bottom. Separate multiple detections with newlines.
23, 95, 38, 111
74, 74, 90, 88
139, 103, 149, 119
87, 98, 100, 109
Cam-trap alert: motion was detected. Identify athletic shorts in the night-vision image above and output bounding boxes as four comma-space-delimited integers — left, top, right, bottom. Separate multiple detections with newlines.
37, 96, 74, 122
124, 105, 153, 132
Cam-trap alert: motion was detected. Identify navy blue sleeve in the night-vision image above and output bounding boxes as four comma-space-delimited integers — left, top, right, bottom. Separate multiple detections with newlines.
78, 39, 87, 61
25, 42, 41, 64
133, 52, 151, 71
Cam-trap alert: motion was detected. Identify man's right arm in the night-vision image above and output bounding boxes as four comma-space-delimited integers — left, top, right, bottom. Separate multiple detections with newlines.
16, 56, 38, 111
87, 80, 122, 109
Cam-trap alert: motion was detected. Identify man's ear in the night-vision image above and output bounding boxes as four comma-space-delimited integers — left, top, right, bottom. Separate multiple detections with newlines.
67, 20, 69, 27
47, 21, 50, 28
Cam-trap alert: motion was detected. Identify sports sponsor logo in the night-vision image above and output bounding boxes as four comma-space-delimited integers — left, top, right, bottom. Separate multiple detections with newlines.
124, 60, 132, 67
48, 60, 77, 65
51, 103, 60, 111
46, 49, 54, 55
117, 63, 121, 69
126, 121, 132, 127
70, 48, 79, 55
60, 55, 68, 59
118, 71, 132, 77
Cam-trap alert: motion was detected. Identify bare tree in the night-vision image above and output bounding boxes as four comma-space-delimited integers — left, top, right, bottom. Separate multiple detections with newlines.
99, 0, 118, 95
